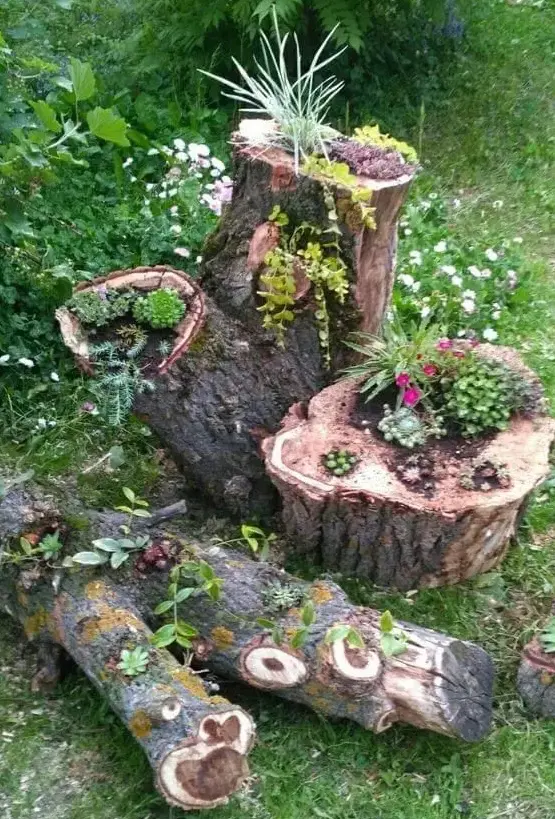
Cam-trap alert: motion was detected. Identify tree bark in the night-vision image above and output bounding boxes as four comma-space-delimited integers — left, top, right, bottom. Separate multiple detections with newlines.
0, 488, 255, 811
262, 377, 555, 590
0, 480, 493, 743
517, 636, 555, 719
57, 130, 413, 516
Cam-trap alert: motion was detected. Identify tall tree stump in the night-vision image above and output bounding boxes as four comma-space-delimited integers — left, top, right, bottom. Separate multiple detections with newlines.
262, 377, 555, 590
58, 127, 415, 516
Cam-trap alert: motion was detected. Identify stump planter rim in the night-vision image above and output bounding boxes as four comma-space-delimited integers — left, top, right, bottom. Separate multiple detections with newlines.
263, 366, 555, 518
55, 265, 206, 376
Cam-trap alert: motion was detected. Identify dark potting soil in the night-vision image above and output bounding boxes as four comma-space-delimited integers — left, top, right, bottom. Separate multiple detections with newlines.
88, 317, 174, 377
329, 138, 415, 180
350, 389, 492, 497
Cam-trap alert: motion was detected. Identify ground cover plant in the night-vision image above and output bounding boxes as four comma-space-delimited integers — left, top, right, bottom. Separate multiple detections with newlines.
2, 0, 555, 817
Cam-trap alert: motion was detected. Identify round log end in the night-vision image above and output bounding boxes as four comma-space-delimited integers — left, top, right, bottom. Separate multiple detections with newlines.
436, 640, 495, 741
330, 636, 381, 682
157, 708, 254, 810
240, 641, 309, 689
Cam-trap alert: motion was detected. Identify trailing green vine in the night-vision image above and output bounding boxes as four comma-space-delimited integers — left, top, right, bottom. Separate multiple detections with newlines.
301, 156, 377, 230
353, 125, 418, 163
258, 206, 349, 367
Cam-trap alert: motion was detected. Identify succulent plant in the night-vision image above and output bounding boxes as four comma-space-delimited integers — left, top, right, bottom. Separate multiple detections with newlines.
261, 581, 306, 613
133, 288, 186, 329
323, 449, 358, 477
378, 406, 427, 448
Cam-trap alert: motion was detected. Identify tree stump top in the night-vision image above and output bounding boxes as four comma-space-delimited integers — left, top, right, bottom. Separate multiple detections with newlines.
264, 376, 555, 516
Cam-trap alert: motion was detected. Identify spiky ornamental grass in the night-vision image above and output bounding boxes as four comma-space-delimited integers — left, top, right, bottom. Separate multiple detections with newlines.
199, 9, 346, 172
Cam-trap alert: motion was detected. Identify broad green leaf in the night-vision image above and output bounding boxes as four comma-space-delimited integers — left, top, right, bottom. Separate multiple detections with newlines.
122, 486, 136, 503
131, 508, 151, 518
92, 538, 122, 552
301, 600, 315, 627
198, 562, 214, 581
54, 76, 73, 92
256, 618, 276, 630
175, 635, 194, 648
19, 538, 34, 556
110, 551, 129, 569
154, 600, 174, 615
175, 587, 196, 603
86, 107, 129, 147
69, 58, 96, 102
151, 623, 176, 648
290, 628, 307, 649
176, 621, 198, 637
379, 610, 394, 634
30, 100, 61, 133
72, 551, 108, 566
108, 445, 125, 468
346, 627, 365, 649
325, 625, 351, 645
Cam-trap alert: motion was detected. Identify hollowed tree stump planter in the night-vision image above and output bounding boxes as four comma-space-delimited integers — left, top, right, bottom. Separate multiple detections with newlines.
56, 124, 416, 516
263, 371, 555, 591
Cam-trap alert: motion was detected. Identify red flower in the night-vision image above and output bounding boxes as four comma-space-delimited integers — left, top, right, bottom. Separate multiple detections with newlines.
395, 372, 411, 387
403, 386, 422, 407
436, 338, 452, 351
453, 350, 466, 358
469, 338, 480, 348
422, 363, 438, 377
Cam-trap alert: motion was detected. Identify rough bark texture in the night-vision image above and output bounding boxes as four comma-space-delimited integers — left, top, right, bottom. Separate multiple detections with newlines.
57, 132, 413, 516
517, 637, 555, 718
262, 376, 555, 590
0, 490, 255, 811
0, 482, 493, 743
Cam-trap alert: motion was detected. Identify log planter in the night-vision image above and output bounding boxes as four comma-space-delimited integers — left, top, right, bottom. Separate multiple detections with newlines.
0, 475, 494, 752
263, 361, 555, 591
57, 124, 416, 516
517, 631, 555, 718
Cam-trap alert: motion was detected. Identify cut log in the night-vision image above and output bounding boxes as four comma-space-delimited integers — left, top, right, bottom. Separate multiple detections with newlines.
57, 126, 414, 515
517, 636, 555, 718
262, 373, 555, 590
0, 482, 494, 742
0, 490, 255, 811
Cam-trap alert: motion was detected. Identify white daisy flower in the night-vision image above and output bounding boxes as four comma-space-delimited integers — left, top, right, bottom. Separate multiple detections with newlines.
50, 372, 60, 382
434, 240, 447, 253
483, 328, 498, 341
174, 247, 190, 258
485, 248, 498, 261
173, 138, 186, 151
451, 275, 463, 287
18, 357, 34, 368
170, 224, 182, 234
462, 299, 476, 314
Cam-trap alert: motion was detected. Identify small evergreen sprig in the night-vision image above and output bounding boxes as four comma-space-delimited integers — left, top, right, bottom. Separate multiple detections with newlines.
90, 341, 155, 425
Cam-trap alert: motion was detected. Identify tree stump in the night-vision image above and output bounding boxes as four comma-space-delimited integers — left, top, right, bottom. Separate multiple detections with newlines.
0, 476, 493, 743
57, 126, 414, 516
517, 636, 555, 718
262, 376, 555, 590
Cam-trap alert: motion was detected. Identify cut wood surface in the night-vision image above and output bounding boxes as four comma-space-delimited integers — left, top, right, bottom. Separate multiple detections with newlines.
0, 480, 494, 744
262, 374, 555, 589
517, 636, 555, 719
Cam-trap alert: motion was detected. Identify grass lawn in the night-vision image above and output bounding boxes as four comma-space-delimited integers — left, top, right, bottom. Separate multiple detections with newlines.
2, 1, 555, 817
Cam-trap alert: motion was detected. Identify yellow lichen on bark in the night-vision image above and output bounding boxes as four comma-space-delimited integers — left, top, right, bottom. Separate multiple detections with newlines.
80, 604, 144, 643
210, 695, 231, 705
85, 580, 109, 600
129, 709, 152, 739
310, 582, 334, 605
171, 667, 210, 700
303, 680, 329, 698
211, 626, 234, 649
16, 588, 29, 608
24, 608, 49, 639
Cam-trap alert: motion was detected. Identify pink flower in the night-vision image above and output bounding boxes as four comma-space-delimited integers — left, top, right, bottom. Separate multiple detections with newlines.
453, 350, 466, 358
436, 338, 452, 351
395, 372, 411, 387
469, 338, 480, 348
403, 387, 422, 407
80, 401, 97, 414
95, 284, 108, 301
422, 363, 438, 377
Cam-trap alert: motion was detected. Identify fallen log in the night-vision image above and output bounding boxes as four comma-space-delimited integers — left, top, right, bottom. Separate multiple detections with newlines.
0, 484, 255, 811
517, 629, 555, 719
0, 480, 494, 743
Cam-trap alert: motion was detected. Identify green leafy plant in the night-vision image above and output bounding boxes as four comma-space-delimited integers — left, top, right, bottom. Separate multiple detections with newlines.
539, 618, 555, 654
353, 125, 418, 162
324, 624, 365, 648
379, 610, 409, 657
323, 449, 358, 476
342, 319, 442, 405
1, 530, 63, 567
301, 155, 376, 229
259, 208, 349, 365
66, 288, 139, 329
199, 9, 345, 171
439, 355, 516, 438
117, 646, 150, 677
133, 288, 186, 329
214, 523, 277, 561
151, 560, 222, 651
70, 487, 152, 568
289, 600, 316, 649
